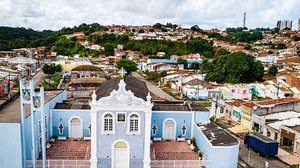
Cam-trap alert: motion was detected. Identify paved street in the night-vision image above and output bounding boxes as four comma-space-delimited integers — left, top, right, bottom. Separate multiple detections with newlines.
238, 139, 289, 168
132, 72, 176, 101
32, 70, 45, 87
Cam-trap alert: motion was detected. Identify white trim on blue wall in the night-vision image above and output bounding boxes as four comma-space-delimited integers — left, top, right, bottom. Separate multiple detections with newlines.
68, 116, 83, 138
127, 112, 141, 135
101, 112, 115, 134
111, 139, 130, 168
162, 118, 176, 140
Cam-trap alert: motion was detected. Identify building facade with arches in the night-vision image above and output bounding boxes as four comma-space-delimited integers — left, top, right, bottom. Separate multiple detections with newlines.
0, 77, 239, 168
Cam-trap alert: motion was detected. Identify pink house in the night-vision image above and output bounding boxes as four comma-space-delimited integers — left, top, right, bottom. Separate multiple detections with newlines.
229, 85, 252, 100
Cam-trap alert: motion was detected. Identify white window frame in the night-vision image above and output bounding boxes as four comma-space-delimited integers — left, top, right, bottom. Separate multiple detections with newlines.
102, 112, 115, 134
127, 113, 141, 134
116, 112, 126, 123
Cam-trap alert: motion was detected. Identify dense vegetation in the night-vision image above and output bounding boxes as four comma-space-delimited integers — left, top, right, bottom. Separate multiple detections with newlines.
0, 23, 108, 51
116, 60, 138, 75
41, 63, 63, 89
86, 33, 216, 57
207, 27, 264, 44
0, 26, 55, 51
204, 52, 264, 83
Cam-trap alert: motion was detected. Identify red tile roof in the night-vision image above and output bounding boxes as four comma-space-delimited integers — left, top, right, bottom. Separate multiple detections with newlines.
255, 97, 300, 106
227, 100, 246, 107
243, 102, 256, 108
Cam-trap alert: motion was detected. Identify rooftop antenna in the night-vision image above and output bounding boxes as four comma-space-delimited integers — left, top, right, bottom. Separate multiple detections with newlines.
243, 12, 246, 28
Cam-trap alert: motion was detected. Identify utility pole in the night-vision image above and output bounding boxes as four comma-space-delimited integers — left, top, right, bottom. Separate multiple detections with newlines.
180, 75, 183, 99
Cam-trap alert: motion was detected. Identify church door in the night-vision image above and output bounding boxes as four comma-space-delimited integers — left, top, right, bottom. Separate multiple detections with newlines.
163, 119, 176, 140
69, 117, 82, 138
112, 140, 130, 168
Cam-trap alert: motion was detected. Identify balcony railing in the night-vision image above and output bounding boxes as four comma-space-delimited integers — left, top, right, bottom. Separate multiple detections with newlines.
150, 160, 205, 168
26, 160, 90, 168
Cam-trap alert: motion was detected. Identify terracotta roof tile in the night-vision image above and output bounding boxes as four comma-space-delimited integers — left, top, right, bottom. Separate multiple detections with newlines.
255, 97, 300, 106
227, 100, 246, 107
243, 102, 256, 108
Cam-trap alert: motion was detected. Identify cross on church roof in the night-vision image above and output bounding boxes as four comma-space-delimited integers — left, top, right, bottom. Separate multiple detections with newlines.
118, 67, 126, 78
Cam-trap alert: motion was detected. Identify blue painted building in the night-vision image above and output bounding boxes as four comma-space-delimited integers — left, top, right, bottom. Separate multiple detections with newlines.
0, 77, 239, 168
193, 123, 239, 168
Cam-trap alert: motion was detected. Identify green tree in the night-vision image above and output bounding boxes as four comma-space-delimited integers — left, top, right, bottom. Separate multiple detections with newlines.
138, 29, 145, 33
276, 43, 287, 49
267, 65, 278, 76
103, 44, 115, 56
116, 60, 138, 75
177, 58, 188, 69
153, 23, 162, 29
42, 63, 62, 82
205, 52, 264, 83
191, 62, 200, 71
191, 25, 203, 32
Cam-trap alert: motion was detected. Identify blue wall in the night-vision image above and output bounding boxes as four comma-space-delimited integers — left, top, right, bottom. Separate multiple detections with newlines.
193, 123, 239, 168
151, 111, 193, 139
52, 110, 91, 138
24, 90, 67, 161
194, 111, 210, 124
97, 110, 145, 168
0, 123, 22, 168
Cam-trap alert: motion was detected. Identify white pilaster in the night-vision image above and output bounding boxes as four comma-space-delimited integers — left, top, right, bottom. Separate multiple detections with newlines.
19, 80, 27, 168
143, 109, 152, 168
90, 109, 98, 168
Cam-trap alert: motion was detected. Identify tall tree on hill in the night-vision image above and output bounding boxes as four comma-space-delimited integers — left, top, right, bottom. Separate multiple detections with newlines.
205, 52, 264, 83
267, 65, 278, 76
42, 63, 62, 82
116, 60, 138, 76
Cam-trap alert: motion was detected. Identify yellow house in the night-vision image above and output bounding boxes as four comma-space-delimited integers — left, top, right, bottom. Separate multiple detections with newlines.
240, 102, 256, 130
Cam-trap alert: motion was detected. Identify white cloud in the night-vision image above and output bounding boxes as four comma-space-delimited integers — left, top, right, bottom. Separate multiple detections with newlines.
0, 0, 299, 30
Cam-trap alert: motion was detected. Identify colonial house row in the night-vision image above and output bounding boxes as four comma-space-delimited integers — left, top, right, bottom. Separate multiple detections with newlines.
162, 72, 300, 101
0, 77, 239, 168
212, 97, 300, 156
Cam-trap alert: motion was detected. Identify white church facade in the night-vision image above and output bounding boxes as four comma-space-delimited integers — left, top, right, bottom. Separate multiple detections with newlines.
0, 77, 239, 168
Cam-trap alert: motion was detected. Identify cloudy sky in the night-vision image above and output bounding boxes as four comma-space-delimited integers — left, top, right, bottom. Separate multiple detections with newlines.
0, 0, 299, 30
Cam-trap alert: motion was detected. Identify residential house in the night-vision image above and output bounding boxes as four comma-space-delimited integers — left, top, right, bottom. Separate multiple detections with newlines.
229, 85, 251, 100
252, 111, 300, 141
280, 123, 300, 155
228, 100, 246, 123
240, 102, 256, 130
219, 86, 232, 100
207, 88, 222, 100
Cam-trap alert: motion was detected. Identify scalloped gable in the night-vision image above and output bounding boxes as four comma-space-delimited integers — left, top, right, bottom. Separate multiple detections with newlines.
95, 77, 148, 101
91, 79, 152, 106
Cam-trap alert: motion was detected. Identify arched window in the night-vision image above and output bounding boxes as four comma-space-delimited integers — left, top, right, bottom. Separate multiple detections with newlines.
129, 114, 139, 133
103, 113, 114, 133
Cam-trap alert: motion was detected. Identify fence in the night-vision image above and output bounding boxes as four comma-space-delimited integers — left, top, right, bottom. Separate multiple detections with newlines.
26, 160, 90, 168
150, 160, 205, 168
